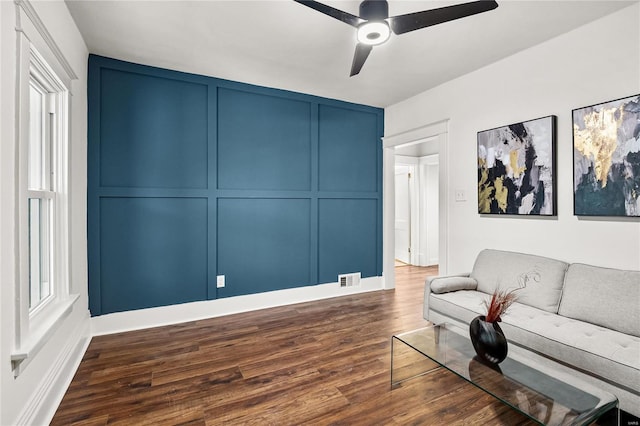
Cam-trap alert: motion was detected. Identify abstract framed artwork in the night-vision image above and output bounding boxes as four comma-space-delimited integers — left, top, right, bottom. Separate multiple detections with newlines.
573, 94, 640, 217
477, 115, 556, 215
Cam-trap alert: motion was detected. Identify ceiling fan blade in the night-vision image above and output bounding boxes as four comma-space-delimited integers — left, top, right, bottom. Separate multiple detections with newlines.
350, 43, 373, 77
389, 0, 498, 35
293, 0, 363, 28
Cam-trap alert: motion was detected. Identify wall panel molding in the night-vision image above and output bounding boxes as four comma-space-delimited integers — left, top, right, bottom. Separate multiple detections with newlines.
88, 55, 383, 316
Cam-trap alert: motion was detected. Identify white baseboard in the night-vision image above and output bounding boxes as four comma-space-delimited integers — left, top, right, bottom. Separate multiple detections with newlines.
91, 276, 384, 336
15, 310, 91, 426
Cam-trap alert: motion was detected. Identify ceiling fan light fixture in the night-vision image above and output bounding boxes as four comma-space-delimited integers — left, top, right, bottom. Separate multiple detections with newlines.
293, 0, 499, 76
357, 21, 390, 46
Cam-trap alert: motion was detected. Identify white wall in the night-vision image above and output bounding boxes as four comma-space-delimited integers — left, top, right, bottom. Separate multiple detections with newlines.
0, 1, 90, 424
385, 4, 640, 273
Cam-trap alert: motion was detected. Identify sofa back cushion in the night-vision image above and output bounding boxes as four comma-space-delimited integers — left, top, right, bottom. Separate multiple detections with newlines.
471, 249, 569, 313
558, 263, 640, 337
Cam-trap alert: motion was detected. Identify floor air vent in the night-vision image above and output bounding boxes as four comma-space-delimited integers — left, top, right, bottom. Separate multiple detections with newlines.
339, 272, 361, 287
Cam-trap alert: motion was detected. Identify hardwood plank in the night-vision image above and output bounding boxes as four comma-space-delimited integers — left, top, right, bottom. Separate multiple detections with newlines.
106, 400, 205, 426
52, 265, 539, 425
206, 386, 349, 425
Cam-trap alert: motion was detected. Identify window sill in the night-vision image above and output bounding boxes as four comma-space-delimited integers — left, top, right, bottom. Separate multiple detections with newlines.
11, 293, 80, 376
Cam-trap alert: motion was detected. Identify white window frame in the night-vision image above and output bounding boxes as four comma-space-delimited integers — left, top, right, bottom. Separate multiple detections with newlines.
27, 60, 56, 314
12, 31, 78, 376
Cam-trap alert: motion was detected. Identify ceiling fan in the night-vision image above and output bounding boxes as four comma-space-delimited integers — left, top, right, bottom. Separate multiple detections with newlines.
294, 0, 499, 76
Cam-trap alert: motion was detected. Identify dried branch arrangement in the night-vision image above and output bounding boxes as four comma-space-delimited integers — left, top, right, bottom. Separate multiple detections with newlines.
484, 289, 519, 323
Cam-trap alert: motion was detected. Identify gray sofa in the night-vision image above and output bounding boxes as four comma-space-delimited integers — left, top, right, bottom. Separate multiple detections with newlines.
424, 249, 640, 417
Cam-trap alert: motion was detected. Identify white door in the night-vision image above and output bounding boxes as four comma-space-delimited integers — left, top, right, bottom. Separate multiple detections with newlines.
395, 165, 411, 264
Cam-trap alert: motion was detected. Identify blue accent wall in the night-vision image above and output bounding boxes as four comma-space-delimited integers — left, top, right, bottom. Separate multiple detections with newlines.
99, 197, 208, 312
88, 55, 383, 316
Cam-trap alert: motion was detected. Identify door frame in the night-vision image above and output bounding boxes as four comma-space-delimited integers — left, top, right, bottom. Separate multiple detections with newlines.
419, 154, 439, 267
381, 120, 449, 290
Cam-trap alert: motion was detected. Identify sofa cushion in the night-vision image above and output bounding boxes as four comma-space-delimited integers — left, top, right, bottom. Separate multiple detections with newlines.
428, 290, 640, 392
470, 249, 569, 313
431, 277, 478, 294
429, 290, 486, 324
504, 304, 640, 393
558, 264, 640, 338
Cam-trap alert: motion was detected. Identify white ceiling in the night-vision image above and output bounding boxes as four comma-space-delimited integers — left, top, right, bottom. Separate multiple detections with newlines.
64, 0, 634, 107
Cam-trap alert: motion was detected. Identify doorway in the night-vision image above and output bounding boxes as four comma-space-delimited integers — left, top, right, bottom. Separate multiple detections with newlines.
382, 120, 449, 290
394, 148, 439, 268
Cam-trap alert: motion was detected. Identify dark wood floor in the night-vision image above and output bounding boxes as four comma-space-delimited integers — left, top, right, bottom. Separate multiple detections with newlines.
52, 265, 536, 425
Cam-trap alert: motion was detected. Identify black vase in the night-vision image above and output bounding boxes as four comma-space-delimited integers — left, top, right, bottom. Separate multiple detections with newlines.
469, 315, 508, 364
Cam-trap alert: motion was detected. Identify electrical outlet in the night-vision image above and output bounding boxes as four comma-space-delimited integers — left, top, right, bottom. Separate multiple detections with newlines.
216, 275, 225, 288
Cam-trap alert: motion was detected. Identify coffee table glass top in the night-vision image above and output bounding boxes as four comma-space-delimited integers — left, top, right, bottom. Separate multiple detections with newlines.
391, 324, 618, 426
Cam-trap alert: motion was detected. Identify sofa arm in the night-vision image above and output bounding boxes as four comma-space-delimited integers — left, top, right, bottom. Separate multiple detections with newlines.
424, 274, 476, 321
428, 275, 478, 294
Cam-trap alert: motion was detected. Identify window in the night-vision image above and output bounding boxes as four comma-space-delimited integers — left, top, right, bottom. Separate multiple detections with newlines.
28, 68, 55, 313
12, 36, 76, 375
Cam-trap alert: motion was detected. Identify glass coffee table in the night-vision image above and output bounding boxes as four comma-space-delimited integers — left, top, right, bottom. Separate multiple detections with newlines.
391, 324, 618, 426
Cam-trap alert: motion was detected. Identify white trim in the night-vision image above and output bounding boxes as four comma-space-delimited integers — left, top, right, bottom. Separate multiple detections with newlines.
91, 277, 384, 336
382, 121, 450, 289
437, 132, 449, 275
16, 29, 32, 348
382, 147, 396, 289
418, 154, 440, 266
14, 311, 91, 426
11, 294, 79, 374
13, 22, 73, 376
394, 155, 419, 165
14, 0, 77, 82
382, 120, 448, 148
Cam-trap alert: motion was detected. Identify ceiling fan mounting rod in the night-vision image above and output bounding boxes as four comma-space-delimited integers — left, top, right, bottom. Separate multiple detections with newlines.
359, 0, 389, 21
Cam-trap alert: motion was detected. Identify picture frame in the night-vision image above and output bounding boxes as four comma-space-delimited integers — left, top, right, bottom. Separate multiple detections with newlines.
477, 115, 557, 215
572, 94, 640, 217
